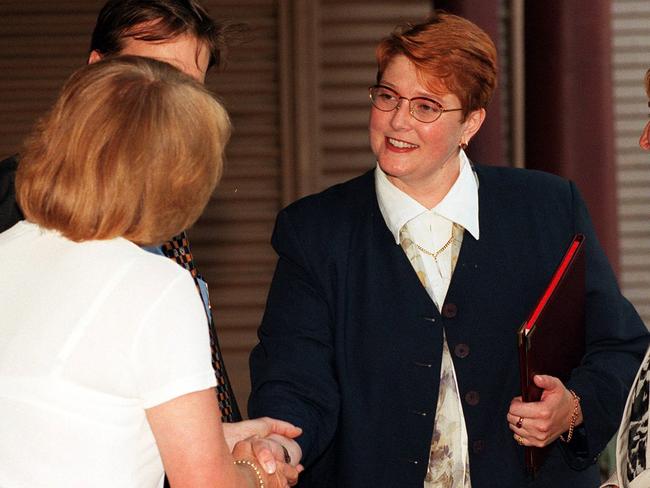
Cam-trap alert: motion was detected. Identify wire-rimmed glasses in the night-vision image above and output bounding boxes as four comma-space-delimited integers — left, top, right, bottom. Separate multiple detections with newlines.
368, 85, 463, 123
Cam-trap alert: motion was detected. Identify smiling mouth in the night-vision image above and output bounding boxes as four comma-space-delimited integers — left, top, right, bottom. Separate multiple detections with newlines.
387, 137, 418, 149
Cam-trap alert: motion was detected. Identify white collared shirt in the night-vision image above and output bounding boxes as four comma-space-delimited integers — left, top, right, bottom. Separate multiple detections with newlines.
375, 150, 480, 307
375, 151, 479, 486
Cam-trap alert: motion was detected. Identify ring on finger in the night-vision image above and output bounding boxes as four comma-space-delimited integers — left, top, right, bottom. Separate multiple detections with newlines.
516, 416, 524, 429
514, 434, 524, 446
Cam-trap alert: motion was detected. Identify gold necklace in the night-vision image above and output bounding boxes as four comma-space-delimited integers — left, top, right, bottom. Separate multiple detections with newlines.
414, 233, 454, 259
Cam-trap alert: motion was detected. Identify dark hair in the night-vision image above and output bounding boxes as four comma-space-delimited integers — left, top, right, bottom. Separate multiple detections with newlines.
90, 0, 239, 70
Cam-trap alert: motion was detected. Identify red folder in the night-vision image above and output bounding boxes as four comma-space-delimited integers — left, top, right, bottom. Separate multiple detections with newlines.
517, 234, 586, 474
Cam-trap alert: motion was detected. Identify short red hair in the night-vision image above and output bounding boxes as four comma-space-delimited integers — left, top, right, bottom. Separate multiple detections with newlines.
376, 11, 497, 119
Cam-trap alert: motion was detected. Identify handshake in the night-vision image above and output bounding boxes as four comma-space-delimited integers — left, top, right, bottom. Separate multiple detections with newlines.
224, 417, 304, 488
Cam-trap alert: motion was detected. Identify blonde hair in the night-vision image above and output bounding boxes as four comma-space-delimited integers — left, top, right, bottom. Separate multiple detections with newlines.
16, 55, 230, 245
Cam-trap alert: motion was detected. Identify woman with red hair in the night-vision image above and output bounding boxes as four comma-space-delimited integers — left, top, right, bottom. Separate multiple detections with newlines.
249, 11, 648, 487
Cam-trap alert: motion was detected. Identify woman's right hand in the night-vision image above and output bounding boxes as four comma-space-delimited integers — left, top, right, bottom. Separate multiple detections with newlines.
222, 417, 302, 459
146, 388, 301, 488
233, 437, 302, 488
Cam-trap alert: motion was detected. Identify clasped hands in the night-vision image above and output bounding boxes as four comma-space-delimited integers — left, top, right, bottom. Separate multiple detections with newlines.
507, 374, 583, 447
225, 417, 304, 487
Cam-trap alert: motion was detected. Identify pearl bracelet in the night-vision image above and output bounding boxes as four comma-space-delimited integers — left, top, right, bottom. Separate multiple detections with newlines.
234, 459, 265, 488
559, 389, 581, 443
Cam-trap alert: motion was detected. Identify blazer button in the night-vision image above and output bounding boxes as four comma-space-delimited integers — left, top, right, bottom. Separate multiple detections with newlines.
408, 409, 429, 417
464, 390, 480, 406
401, 458, 421, 465
414, 361, 433, 368
454, 343, 469, 359
472, 440, 485, 454
442, 303, 457, 318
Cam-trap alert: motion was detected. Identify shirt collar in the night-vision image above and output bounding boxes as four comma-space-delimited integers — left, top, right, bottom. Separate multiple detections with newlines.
375, 149, 480, 244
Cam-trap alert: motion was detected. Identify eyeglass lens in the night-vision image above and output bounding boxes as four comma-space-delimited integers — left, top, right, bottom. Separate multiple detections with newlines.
369, 85, 443, 123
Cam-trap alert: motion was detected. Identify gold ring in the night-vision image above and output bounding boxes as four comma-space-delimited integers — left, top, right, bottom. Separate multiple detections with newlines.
516, 417, 524, 429
514, 434, 524, 446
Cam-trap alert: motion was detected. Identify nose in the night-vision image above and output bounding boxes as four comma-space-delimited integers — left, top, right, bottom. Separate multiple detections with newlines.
389, 98, 413, 130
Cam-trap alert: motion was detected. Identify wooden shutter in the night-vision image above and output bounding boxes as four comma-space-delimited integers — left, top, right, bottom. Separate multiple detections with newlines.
316, 0, 432, 190
612, 0, 650, 324
189, 0, 282, 412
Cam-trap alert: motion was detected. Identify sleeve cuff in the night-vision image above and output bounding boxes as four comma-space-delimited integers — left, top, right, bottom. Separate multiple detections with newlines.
141, 372, 217, 409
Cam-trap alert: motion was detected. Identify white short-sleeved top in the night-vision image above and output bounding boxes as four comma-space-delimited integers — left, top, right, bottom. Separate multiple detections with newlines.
0, 221, 217, 488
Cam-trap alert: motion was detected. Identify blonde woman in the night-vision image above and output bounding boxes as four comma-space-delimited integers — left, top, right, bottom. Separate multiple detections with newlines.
0, 56, 299, 488
249, 12, 648, 487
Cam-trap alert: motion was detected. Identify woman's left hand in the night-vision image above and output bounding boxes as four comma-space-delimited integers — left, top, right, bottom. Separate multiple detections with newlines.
507, 374, 583, 447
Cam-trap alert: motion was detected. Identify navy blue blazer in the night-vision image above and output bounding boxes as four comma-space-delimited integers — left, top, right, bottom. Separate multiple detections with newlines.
249, 165, 648, 487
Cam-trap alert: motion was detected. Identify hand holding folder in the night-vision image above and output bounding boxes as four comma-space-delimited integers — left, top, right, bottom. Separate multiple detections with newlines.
517, 234, 586, 473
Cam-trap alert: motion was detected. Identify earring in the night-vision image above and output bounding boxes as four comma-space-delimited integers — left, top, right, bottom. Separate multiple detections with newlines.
459, 141, 468, 150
